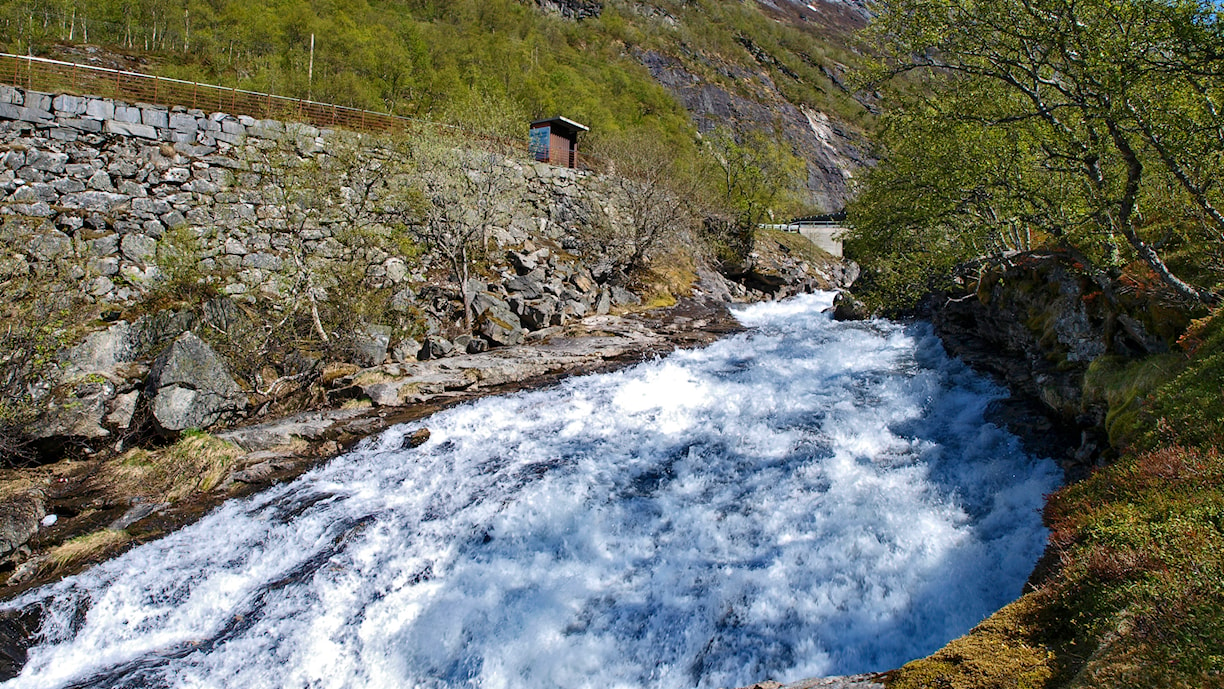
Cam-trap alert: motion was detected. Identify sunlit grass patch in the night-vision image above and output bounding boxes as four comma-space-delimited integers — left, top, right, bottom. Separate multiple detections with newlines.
103, 432, 243, 503
48, 529, 130, 572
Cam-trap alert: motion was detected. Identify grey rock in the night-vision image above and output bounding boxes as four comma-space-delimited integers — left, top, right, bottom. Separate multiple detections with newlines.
34, 381, 114, 440
563, 299, 589, 318
27, 229, 72, 262
11, 182, 56, 202
60, 190, 130, 212
113, 106, 141, 123
59, 117, 102, 133
519, 300, 556, 331
595, 288, 612, 315
610, 286, 641, 306
87, 233, 119, 257
169, 112, 198, 132
478, 306, 525, 347
108, 502, 168, 530
229, 462, 277, 484
0, 102, 53, 123
121, 233, 157, 262
217, 409, 365, 452
418, 337, 454, 360
472, 291, 510, 318
160, 210, 187, 229
27, 150, 68, 173
353, 324, 392, 367
506, 273, 545, 300
391, 339, 422, 363
88, 256, 120, 276
163, 167, 191, 183
0, 493, 45, 558
142, 108, 169, 129
87, 169, 115, 191
52, 177, 86, 193
147, 331, 247, 432
104, 120, 159, 139
52, 94, 86, 115
105, 390, 141, 429
85, 98, 115, 119
62, 321, 137, 376
241, 252, 282, 270
89, 275, 115, 296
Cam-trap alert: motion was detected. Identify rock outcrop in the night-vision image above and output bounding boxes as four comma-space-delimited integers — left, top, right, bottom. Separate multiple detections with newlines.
0, 493, 44, 559
638, 50, 869, 212
929, 252, 1195, 471
146, 332, 248, 432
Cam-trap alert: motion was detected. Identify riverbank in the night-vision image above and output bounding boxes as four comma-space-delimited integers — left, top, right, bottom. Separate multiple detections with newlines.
882, 252, 1224, 688
0, 276, 753, 603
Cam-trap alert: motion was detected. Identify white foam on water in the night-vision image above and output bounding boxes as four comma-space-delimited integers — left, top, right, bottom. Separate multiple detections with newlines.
2, 292, 1061, 689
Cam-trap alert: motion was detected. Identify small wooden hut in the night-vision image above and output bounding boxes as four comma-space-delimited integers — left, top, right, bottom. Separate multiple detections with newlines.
529, 116, 589, 168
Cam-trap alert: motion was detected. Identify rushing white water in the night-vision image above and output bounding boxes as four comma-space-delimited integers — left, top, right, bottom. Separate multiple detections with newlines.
3, 292, 1061, 689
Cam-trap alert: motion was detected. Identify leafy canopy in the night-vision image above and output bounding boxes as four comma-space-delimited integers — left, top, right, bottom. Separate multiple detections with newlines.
847, 0, 1224, 310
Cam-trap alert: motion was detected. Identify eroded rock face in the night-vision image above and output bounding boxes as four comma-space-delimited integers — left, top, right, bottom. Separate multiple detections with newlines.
147, 332, 247, 432
930, 251, 1193, 472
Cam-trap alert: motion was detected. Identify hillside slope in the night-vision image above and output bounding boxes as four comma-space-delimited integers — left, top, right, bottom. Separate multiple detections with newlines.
1, 0, 870, 211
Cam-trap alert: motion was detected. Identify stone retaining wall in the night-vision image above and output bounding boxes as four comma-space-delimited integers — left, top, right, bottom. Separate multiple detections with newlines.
0, 83, 605, 309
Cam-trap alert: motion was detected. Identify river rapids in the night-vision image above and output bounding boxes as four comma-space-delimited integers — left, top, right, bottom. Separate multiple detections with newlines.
3, 292, 1061, 689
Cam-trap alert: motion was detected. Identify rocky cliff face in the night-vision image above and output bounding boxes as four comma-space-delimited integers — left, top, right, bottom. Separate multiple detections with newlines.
929, 252, 1195, 473
639, 49, 869, 213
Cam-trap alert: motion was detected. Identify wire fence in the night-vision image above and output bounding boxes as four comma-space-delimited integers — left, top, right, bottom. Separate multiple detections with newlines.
0, 52, 612, 170
1, 52, 413, 132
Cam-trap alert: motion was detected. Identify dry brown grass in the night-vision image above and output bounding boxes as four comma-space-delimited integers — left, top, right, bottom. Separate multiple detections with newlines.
102, 432, 243, 503
48, 529, 131, 571
635, 248, 698, 310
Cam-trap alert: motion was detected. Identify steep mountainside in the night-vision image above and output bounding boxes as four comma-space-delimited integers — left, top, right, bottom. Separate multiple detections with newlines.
4, 0, 871, 212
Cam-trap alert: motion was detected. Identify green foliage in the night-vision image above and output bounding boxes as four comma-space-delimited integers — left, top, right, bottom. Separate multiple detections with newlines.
700, 127, 807, 266
1040, 443, 1224, 686
1140, 312, 1224, 450
150, 225, 215, 308
849, 0, 1224, 311
583, 126, 699, 277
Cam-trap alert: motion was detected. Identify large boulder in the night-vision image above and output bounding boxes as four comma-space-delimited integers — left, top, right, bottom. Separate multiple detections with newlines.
0, 492, 44, 558
147, 332, 247, 433
352, 324, 392, 368
478, 306, 525, 347
831, 291, 869, 321
34, 321, 143, 443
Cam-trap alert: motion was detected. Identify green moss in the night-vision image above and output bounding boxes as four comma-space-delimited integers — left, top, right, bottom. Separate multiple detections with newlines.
889, 597, 1057, 689
1140, 312, 1224, 451
1083, 353, 1187, 449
